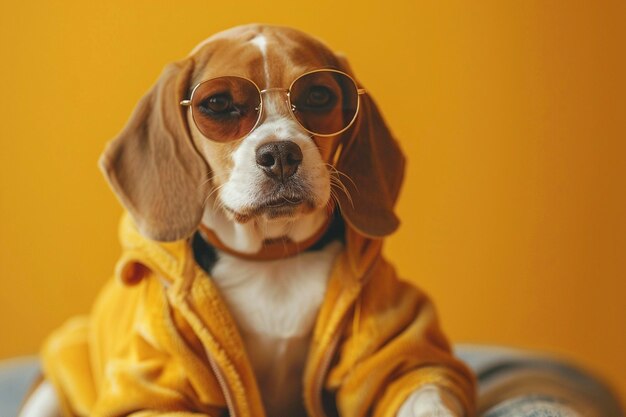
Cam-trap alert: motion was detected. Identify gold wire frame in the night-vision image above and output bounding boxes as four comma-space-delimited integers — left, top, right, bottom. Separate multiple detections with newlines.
180, 68, 366, 142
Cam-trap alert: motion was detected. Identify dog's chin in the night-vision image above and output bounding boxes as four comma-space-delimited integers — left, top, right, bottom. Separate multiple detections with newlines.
223, 197, 318, 224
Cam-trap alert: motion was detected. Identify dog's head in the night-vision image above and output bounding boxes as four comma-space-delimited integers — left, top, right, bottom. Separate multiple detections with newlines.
100, 24, 405, 249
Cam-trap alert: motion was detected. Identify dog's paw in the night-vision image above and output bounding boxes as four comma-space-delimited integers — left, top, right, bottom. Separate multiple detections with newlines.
396, 385, 463, 417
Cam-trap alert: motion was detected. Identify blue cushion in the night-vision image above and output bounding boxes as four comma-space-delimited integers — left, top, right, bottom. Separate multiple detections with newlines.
0, 357, 39, 417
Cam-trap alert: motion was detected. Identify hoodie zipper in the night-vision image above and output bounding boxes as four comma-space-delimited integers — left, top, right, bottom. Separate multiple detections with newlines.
310, 257, 378, 417
312, 316, 347, 417
207, 352, 237, 417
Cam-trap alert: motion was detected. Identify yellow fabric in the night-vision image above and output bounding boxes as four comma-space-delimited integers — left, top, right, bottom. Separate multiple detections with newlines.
41, 213, 476, 417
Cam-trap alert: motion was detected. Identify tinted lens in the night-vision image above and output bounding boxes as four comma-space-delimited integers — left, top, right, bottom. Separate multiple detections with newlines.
190, 76, 261, 142
290, 71, 359, 136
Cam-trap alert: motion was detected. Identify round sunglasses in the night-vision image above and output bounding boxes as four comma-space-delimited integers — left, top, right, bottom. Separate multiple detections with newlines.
180, 69, 366, 143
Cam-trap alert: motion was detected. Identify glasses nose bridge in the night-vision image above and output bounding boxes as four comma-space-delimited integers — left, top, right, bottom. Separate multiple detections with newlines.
259, 87, 291, 103
258, 87, 294, 120
260, 87, 290, 94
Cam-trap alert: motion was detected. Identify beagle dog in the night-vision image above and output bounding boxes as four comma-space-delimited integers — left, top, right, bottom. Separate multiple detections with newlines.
20, 25, 474, 417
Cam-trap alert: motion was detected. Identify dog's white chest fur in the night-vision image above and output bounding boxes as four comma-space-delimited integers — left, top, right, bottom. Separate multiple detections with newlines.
210, 241, 343, 416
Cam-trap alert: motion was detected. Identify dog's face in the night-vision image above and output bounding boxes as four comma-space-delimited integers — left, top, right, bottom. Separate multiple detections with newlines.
99, 25, 405, 245
187, 29, 343, 228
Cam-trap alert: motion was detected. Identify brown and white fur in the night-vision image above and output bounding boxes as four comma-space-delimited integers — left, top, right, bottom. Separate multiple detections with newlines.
20, 25, 463, 417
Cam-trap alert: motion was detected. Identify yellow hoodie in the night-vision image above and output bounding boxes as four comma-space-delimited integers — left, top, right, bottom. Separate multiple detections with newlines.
41, 214, 476, 417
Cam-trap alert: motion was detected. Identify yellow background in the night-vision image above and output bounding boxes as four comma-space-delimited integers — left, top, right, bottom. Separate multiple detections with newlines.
1, 0, 624, 405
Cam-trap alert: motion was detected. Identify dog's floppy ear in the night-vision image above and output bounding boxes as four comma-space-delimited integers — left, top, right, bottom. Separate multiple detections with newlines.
334, 55, 406, 238
99, 58, 208, 241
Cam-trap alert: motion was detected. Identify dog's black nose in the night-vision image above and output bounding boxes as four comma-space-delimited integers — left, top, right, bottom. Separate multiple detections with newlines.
255, 141, 303, 182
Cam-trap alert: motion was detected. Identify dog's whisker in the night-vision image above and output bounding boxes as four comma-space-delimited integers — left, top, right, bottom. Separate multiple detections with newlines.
213, 196, 228, 213
204, 183, 226, 207
329, 179, 348, 199
325, 164, 356, 209
328, 188, 338, 207
199, 173, 218, 188
205, 183, 224, 200
207, 187, 229, 213
330, 179, 354, 208
329, 188, 345, 207
325, 163, 358, 192
329, 173, 352, 199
